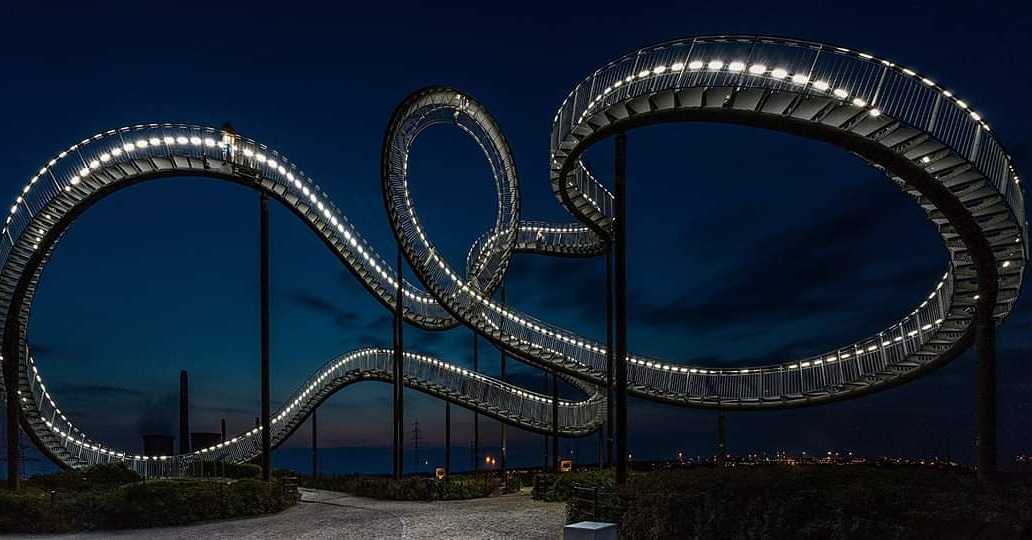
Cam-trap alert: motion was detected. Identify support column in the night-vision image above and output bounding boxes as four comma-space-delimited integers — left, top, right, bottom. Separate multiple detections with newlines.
260, 193, 271, 482
614, 132, 629, 485
543, 369, 549, 470
394, 247, 405, 480
311, 408, 318, 478
552, 369, 559, 472
179, 370, 190, 454
975, 303, 996, 482
500, 284, 507, 488
445, 401, 451, 477
473, 333, 479, 474
605, 249, 614, 467
4, 348, 19, 491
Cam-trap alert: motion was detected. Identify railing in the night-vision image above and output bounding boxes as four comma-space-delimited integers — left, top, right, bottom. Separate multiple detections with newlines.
2, 36, 1024, 474
550, 35, 1025, 249
567, 483, 622, 524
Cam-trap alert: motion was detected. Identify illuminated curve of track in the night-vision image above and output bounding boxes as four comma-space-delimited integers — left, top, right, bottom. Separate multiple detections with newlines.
0, 35, 1025, 473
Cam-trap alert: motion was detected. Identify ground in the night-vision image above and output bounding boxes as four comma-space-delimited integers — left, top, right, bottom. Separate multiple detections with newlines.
12, 488, 567, 539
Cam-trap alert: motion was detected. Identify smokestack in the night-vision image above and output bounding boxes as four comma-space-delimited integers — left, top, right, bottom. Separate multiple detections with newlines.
179, 370, 190, 454
221, 418, 227, 442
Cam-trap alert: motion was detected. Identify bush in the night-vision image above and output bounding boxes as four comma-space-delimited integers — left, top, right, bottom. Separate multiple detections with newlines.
0, 472, 295, 534
195, 461, 262, 479
28, 463, 141, 493
604, 467, 1032, 539
300, 473, 500, 500
80, 463, 143, 486
533, 469, 614, 502
502, 473, 523, 494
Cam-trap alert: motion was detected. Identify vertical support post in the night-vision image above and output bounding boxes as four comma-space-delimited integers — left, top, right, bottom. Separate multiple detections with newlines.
552, 369, 559, 472
220, 418, 226, 443
717, 411, 727, 468
500, 284, 507, 488
473, 333, 479, 474
543, 369, 549, 471
394, 247, 405, 480
605, 249, 614, 467
4, 348, 19, 490
975, 302, 996, 482
311, 408, 318, 478
260, 193, 271, 482
179, 370, 190, 454
445, 401, 451, 477
614, 132, 629, 485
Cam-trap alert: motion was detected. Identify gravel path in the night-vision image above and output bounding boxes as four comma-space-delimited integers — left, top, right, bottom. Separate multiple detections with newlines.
15, 488, 567, 539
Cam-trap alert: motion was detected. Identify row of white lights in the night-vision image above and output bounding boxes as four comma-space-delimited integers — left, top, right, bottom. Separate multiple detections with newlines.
553, 48, 1021, 223
20, 126, 1014, 390
10, 118, 1025, 467
555, 43, 995, 139
4, 127, 445, 312
3, 112, 1001, 466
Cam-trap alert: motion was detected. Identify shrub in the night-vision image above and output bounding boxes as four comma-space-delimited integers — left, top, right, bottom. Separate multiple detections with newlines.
300, 473, 500, 500
533, 469, 614, 502
599, 467, 1032, 539
0, 474, 294, 534
80, 463, 143, 486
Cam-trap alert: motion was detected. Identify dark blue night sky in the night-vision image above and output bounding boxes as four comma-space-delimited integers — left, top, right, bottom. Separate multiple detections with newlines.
2, 1, 1031, 475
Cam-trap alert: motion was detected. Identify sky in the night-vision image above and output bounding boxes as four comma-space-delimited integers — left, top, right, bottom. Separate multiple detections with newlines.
1, 0, 1031, 476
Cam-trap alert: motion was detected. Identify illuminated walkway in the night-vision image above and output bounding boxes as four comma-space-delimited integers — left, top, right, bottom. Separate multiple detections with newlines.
0, 35, 1025, 474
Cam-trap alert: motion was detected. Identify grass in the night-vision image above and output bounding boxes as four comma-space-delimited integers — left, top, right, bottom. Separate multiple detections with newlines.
0, 463, 297, 534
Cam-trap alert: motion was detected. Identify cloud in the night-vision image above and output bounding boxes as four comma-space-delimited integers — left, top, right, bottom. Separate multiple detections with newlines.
629, 180, 943, 347
50, 383, 147, 400
283, 289, 361, 330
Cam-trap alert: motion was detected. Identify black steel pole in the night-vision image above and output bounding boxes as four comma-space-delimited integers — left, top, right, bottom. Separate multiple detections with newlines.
394, 247, 405, 480
605, 249, 614, 467
312, 408, 318, 478
543, 369, 549, 470
179, 370, 190, 454
976, 302, 996, 482
500, 284, 507, 488
4, 348, 19, 491
445, 401, 451, 477
473, 333, 479, 474
260, 193, 271, 482
552, 369, 559, 472
614, 132, 629, 485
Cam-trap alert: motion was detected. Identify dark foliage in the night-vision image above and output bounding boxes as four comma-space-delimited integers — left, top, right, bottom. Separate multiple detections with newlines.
533, 469, 615, 502
0, 464, 294, 534
565, 467, 1032, 539
299, 473, 500, 500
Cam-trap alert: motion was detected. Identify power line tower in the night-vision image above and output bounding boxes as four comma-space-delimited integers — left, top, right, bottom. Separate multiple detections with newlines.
411, 418, 423, 473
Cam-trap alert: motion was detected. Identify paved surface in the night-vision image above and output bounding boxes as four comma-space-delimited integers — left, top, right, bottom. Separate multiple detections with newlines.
18, 488, 566, 539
